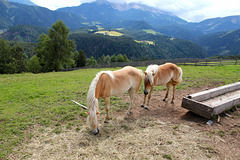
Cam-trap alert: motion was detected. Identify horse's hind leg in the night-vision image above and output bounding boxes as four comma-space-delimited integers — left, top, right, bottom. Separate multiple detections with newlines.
163, 83, 171, 101
125, 89, 135, 117
104, 97, 110, 123
171, 85, 177, 104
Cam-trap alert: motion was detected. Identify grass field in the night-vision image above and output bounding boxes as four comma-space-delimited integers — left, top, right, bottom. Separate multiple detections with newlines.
94, 31, 123, 36
0, 65, 240, 158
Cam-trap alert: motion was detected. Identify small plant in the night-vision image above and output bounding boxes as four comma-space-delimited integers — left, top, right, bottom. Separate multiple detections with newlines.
172, 131, 177, 135
162, 153, 172, 160
173, 125, 179, 130
52, 127, 62, 134
218, 130, 225, 137
121, 124, 129, 130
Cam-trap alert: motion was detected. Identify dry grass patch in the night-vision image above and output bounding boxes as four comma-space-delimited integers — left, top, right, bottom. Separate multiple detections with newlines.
9, 117, 220, 160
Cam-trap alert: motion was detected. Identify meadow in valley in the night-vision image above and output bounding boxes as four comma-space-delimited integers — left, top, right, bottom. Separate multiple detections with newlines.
0, 65, 240, 159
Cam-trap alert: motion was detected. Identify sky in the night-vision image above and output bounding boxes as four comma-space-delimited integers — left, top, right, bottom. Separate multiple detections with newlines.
30, 0, 240, 22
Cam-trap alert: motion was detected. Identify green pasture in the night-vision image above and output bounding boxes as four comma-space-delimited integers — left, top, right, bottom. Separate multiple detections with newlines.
0, 65, 240, 158
94, 30, 123, 36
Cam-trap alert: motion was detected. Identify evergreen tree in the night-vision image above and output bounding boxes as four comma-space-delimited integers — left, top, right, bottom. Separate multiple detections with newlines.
78, 50, 86, 67
116, 54, 124, 62
11, 45, 27, 73
104, 55, 111, 64
110, 54, 117, 62
123, 54, 130, 62
0, 39, 11, 74
86, 56, 97, 66
73, 51, 79, 67
36, 20, 76, 72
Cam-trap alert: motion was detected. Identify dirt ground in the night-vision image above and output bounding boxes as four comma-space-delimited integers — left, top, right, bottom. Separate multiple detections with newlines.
9, 86, 240, 160
131, 87, 240, 160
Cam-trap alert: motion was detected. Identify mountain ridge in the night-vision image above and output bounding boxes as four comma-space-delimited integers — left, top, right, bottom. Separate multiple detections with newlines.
0, 0, 87, 29
7, 0, 36, 6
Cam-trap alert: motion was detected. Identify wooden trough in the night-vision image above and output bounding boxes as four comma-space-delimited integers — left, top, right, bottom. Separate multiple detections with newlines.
181, 82, 240, 119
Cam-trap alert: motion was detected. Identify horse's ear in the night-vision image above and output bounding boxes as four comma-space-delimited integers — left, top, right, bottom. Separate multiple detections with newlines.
144, 71, 147, 75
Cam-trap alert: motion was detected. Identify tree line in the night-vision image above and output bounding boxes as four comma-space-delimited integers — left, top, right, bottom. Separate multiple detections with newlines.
0, 20, 130, 74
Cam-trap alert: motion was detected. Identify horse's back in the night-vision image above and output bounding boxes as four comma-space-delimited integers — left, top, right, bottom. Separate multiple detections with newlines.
156, 63, 182, 85
96, 66, 142, 97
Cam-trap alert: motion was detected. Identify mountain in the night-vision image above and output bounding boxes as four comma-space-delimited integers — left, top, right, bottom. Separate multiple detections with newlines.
196, 29, 240, 56
189, 16, 240, 34
8, 0, 36, 6
0, 0, 87, 29
57, 0, 187, 28
0, 25, 48, 42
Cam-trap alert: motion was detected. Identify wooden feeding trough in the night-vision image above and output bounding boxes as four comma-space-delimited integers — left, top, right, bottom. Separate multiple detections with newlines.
181, 82, 240, 119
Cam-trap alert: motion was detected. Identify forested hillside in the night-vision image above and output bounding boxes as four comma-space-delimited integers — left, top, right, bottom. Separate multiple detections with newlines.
196, 29, 240, 56
0, 25, 47, 42
70, 32, 208, 60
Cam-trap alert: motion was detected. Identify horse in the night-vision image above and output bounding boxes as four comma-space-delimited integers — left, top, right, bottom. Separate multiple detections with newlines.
86, 66, 142, 135
141, 63, 182, 109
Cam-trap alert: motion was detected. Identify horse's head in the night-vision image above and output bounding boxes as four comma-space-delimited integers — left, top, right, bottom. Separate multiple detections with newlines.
144, 65, 158, 95
144, 70, 155, 95
86, 97, 101, 135
87, 110, 100, 135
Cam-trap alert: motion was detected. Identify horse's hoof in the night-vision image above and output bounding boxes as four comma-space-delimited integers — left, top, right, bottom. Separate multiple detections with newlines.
141, 105, 144, 108
171, 101, 174, 104
163, 99, 166, 101
144, 107, 149, 110
104, 120, 109, 123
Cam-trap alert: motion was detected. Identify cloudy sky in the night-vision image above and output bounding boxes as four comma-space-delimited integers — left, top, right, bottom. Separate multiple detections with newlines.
31, 0, 240, 22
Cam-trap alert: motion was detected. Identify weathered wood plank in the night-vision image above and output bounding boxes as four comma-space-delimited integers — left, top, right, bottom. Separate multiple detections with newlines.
213, 97, 240, 115
181, 82, 240, 119
188, 82, 240, 102
181, 98, 213, 119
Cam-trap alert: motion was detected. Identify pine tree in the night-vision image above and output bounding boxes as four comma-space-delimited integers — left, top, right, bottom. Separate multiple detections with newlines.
36, 20, 76, 72
78, 50, 86, 67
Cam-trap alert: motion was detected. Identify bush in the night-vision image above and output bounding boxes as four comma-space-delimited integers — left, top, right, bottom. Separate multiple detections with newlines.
27, 55, 42, 73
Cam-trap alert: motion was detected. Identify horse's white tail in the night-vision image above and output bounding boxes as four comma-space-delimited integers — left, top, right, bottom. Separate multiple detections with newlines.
86, 71, 113, 131
178, 67, 183, 82
86, 73, 100, 130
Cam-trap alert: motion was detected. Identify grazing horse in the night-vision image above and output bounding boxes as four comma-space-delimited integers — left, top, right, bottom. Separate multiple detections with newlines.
87, 66, 142, 135
141, 63, 182, 108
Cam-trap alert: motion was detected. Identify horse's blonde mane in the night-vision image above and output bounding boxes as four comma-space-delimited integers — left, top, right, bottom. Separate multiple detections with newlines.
145, 64, 159, 85
87, 71, 114, 129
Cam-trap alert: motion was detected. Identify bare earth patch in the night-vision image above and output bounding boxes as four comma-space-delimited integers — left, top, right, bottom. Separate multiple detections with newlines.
9, 86, 240, 160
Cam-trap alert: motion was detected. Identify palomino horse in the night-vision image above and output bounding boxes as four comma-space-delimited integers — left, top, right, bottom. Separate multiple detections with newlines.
87, 66, 142, 135
141, 63, 182, 108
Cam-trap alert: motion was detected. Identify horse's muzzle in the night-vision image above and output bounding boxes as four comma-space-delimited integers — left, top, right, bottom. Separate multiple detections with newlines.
144, 91, 148, 95
92, 128, 99, 135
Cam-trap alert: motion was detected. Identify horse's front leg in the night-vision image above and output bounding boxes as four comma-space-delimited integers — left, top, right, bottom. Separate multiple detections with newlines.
141, 94, 147, 108
145, 86, 154, 109
104, 97, 110, 123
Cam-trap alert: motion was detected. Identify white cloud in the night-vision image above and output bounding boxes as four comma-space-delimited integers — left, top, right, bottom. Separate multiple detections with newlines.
31, 0, 240, 22
31, 0, 83, 10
